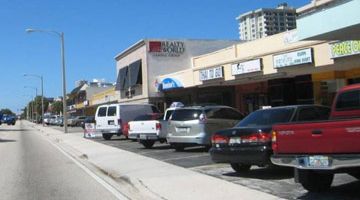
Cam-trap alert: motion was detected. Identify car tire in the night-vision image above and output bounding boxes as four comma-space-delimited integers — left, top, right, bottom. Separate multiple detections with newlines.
102, 134, 112, 140
230, 163, 251, 173
141, 140, 155, 149
298, 169, 334, 192
172, 144, 184, 152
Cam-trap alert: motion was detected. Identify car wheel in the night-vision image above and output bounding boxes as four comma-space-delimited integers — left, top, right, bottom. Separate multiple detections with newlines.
102, 134, 112, 140
171, 144, 185, 151
141, 140, 155, 149
230, 163, 251, 173
297, 169, 333, 192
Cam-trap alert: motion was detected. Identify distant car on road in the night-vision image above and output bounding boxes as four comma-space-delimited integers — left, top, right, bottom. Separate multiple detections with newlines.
167, 105, 244, 151
1, 114, 16, 125
210, 105, 330, 173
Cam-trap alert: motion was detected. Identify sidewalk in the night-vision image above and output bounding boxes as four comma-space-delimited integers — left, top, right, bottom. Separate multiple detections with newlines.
26, 121, 281, 200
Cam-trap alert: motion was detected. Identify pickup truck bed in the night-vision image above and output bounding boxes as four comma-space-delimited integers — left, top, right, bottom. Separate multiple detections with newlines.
272, 119, 360, 154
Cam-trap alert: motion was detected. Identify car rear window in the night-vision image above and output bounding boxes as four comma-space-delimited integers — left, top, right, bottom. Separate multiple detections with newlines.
107, 106, 117, 116
336, 90, 360, 111
97, 107, 107, 117
237, 108, 295, 127
164, 110, 174, 120
170, 109, 203, 121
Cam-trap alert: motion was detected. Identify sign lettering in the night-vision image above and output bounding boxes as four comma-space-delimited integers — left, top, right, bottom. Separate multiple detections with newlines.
331, 40, 360, 58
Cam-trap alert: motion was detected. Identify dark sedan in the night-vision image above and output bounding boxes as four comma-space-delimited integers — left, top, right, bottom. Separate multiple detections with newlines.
210, 105, 330, 173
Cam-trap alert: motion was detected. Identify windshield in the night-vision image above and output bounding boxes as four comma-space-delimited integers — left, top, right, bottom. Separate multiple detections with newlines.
237, 108, 295, 127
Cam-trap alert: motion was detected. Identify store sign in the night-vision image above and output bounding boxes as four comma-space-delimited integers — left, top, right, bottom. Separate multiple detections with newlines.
330, 40, 360, 58
273, 48, 313, 68
149, 41, 185, 57
232, 59, 262, 76
83, 100, 89, 106
199, 66, 223, 81
160, 78, 183, 91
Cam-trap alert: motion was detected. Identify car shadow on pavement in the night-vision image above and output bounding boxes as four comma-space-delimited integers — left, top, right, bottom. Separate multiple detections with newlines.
0, 139, 16, 143
223, 167, 293, 180
298, 180, 360, 200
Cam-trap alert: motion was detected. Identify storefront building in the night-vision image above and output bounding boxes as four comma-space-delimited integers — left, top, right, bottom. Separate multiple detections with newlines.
166, 29, 360, 114
114, 39, 240, 111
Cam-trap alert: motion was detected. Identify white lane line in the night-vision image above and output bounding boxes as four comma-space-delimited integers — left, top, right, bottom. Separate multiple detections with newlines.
46, 138, 129, 200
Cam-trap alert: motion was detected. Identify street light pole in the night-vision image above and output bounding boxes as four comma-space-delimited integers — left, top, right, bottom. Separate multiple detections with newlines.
24, 74, 44, 126
26, 28, 68, 133
24, 86, 37, 122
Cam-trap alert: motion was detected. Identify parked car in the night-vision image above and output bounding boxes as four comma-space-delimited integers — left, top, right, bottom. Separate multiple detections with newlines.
68, 116, 86, 127
167, 105, 244, 151
271, 84, 360, 192
49, 116, 57, 125
43, 116, 51, 125
55, 116, 64, 126
129, 107, 178, 148
95, 103, 160, 140
210, 105, 330, 173
81, 116, 95, 129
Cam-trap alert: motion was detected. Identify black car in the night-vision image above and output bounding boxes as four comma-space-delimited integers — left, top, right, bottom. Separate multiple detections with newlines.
81, 116, 95, 129
210, 105, 330, 173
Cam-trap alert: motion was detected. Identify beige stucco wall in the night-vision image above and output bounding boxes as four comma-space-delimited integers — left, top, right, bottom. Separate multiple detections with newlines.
191, 30, 344, 86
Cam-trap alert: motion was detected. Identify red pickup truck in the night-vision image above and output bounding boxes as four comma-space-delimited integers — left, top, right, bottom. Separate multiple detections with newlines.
271, 83, 360, 192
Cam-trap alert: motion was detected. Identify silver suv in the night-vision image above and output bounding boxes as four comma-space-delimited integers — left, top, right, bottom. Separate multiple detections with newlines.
167, 105, 244, 151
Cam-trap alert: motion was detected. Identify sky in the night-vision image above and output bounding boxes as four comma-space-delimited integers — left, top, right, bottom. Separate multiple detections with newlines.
0, 0, 309, 113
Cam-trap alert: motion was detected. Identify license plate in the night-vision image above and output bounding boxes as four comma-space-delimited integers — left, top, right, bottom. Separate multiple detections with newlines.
229, 137, 241, 144
177, 127, 188, 133
308, 156, 329, 168
139, 134, 147, 140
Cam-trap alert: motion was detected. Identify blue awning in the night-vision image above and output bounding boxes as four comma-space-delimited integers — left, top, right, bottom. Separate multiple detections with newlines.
159, 78, 183, 91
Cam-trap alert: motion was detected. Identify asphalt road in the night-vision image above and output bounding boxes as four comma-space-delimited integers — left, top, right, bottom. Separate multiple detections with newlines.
0, 123, 118, 200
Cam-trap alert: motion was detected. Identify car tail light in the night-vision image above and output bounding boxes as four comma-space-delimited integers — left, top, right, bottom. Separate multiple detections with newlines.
199, 113, 207, 124
240, 133, 271, 144
271, 130, 278, 152
211, 134, 229, 144
156, 122, 161, 130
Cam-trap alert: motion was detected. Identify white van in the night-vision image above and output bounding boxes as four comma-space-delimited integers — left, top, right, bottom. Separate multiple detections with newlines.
95, 103, 160, 140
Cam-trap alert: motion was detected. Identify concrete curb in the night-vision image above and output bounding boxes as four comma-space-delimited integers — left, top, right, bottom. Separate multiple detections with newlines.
25, 121, 282, 200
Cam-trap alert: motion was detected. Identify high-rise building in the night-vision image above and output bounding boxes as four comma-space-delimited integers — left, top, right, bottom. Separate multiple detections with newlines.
236, 3, 297, 41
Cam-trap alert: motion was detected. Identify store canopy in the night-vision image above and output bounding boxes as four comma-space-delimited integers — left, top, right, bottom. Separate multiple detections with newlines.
128, 59, 142, 87
115, 67, 128, 90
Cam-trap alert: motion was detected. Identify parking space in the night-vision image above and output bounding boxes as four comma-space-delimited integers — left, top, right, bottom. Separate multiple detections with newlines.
47, 126, 360, 199
89, 135, 360, 200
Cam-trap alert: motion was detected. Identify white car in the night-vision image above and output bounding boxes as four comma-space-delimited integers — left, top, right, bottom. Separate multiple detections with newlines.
128, 107, 178, 148
95, 103, 160, 140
